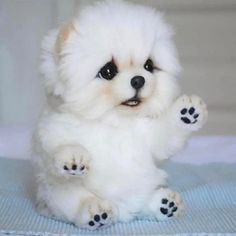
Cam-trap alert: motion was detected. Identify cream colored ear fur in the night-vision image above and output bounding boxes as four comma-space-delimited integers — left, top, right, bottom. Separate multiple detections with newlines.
55, 22, 75, 57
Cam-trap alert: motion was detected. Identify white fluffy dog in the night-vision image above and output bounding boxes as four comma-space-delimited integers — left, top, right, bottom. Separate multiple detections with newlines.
34, 0, 208, 230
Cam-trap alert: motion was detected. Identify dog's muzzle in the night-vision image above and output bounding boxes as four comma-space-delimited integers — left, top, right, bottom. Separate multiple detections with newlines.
121, 76, 145, 107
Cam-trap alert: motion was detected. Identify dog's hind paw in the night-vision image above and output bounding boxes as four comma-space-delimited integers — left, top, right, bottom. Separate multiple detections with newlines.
75, 197, 115, 230
148, 188, 184, 221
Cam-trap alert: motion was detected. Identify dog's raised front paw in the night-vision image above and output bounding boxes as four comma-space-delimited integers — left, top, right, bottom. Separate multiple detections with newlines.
76, 197, 115, 230
54, 145, 90, 177
174, 95, 208, 131
148, 188, 184, 221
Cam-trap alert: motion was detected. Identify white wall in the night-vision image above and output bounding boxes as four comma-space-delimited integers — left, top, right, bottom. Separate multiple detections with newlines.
0, 0, 76, 125
0, 0, 236, 135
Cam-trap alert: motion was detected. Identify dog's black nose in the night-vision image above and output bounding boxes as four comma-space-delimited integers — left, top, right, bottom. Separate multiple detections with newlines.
131, 76, 145, 90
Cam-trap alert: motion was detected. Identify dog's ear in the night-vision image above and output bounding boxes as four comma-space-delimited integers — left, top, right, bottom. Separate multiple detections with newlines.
55, 22, 75, 57
40, 22, 75, 99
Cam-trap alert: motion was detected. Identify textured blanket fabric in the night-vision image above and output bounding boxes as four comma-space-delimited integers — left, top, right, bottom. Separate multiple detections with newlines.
0, 158, 235, 236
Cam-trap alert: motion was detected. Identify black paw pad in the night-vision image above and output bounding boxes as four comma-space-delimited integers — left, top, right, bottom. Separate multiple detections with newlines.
102, 212, 108, 219
89, 221, 95, 226
180, 107, 199, 124
63, 165, 69, 170
88, 212, 109, 229
72, 164, 77, 170
180, 108, 187, 115
172, 206, 178, 212
162, 198, 168, 204
160, 198, 178, 218
181, 117, 191, 124
160, 207, 168, 215
94, 214, 100, 222
80, 165, 85, 171
63, 163, 86, 175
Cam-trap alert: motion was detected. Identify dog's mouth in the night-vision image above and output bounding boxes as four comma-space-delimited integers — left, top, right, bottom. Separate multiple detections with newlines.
121, 96, 141, 107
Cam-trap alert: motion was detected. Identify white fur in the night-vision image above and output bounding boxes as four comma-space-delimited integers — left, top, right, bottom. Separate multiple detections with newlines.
34, 0, 207, 229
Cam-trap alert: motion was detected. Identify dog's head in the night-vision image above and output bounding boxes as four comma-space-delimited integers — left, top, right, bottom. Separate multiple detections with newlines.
41, 1, 181, 119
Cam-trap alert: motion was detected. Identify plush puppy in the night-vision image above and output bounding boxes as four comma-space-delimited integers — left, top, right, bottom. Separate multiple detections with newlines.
34, 0, 208, 230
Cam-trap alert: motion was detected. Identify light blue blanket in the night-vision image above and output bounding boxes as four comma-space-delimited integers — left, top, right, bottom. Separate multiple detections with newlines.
0, 158, 235, 236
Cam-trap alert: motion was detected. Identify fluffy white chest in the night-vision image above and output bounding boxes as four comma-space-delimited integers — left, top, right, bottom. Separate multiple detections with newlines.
79, 120, 164, 205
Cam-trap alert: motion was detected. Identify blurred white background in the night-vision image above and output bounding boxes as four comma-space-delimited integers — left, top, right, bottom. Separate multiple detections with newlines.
0, 0, 236, 158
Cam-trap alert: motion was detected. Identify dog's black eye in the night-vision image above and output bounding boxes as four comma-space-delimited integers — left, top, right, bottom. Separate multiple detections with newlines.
144, 59, 154, 73
97, 61, 118, 80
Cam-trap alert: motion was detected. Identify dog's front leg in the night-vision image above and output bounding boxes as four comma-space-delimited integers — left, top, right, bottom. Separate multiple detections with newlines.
165, 94, 208, 156
167, 94, 208, 156
52, 144, 91, 178
151, 95, 208, 161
